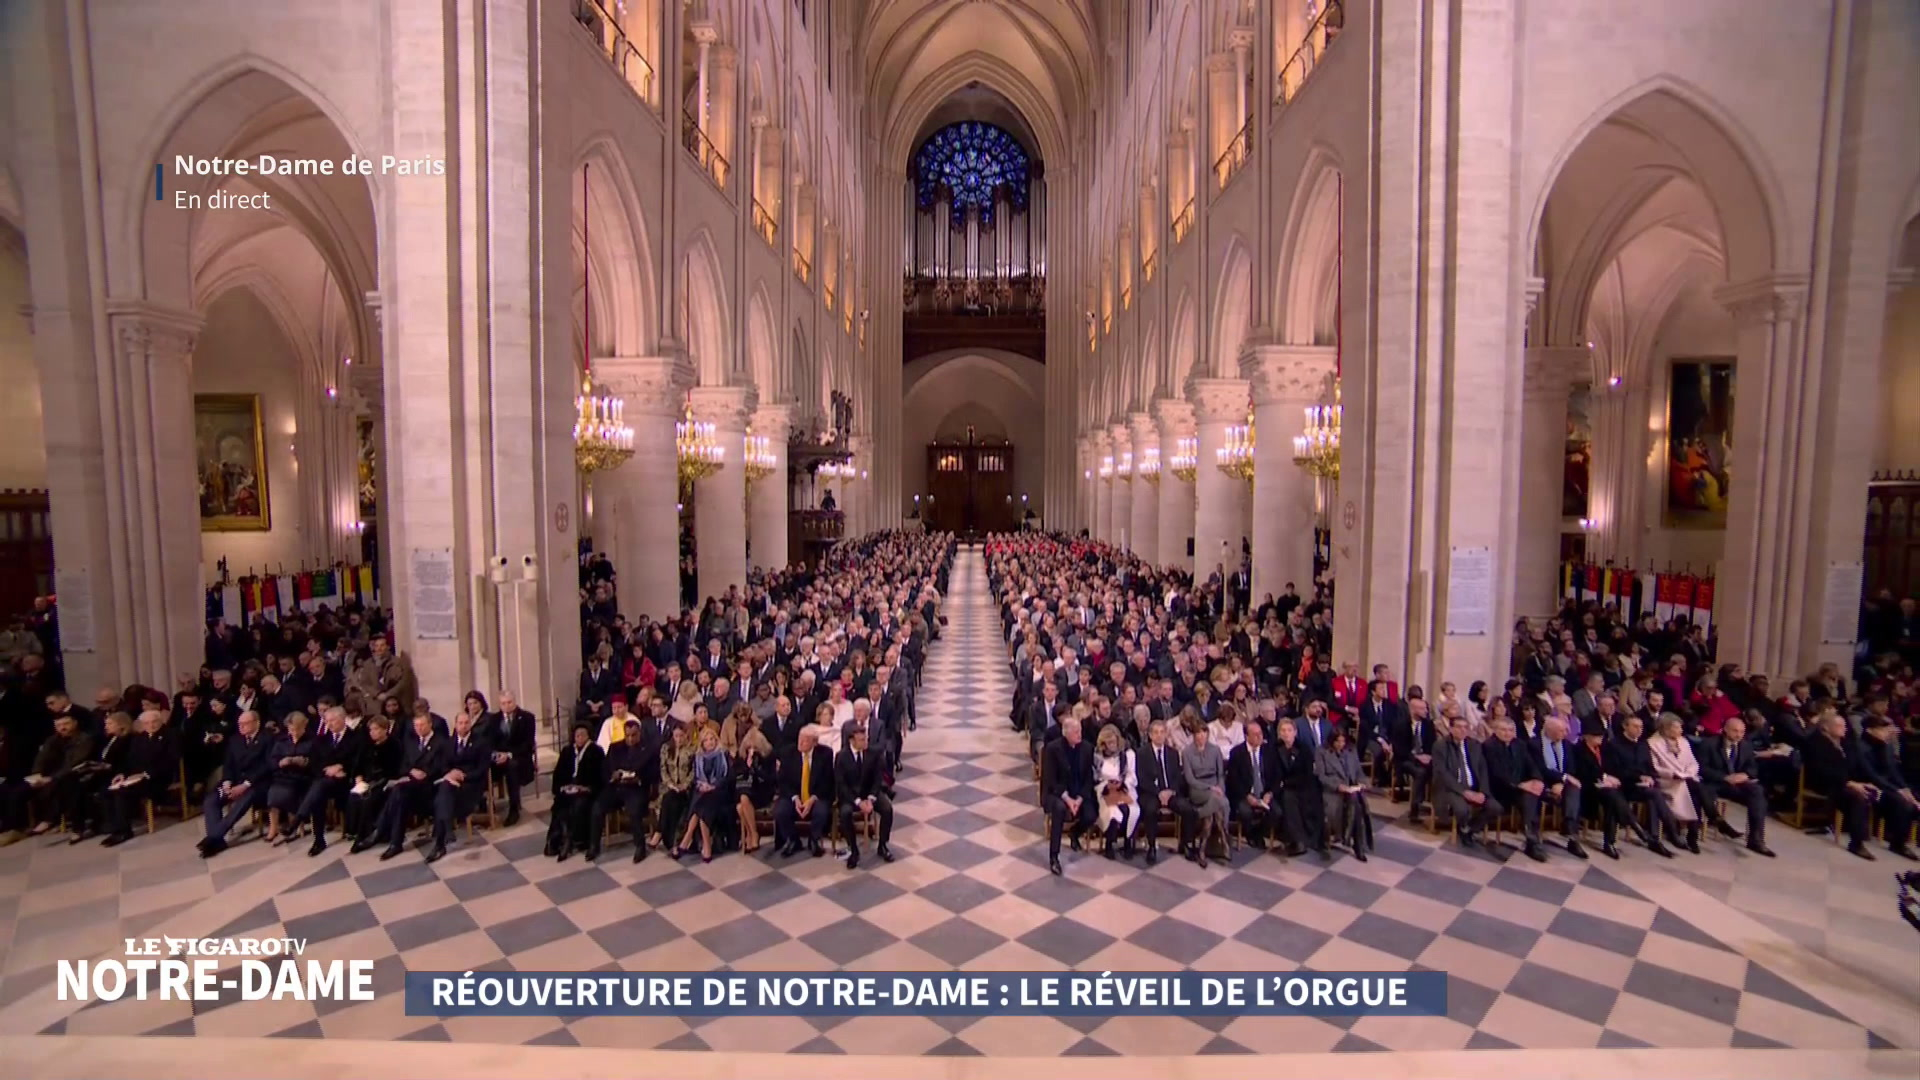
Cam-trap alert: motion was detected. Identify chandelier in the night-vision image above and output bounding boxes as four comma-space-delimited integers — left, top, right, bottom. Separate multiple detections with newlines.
1168, 436, 1199, 483
743, 433, 777, 485
1292, 386, 1342, 480
819, 460, 856, 481
1136, 446, 1161, 485
676, 411, 724, 487
1097, 454, 1113, 480
1116, 451, 1133, 479
1216, 412, 1254, 482
575, 377, 635, 474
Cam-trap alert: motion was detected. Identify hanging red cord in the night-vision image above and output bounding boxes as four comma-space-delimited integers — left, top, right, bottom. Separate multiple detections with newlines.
1334, 173, 1342, 381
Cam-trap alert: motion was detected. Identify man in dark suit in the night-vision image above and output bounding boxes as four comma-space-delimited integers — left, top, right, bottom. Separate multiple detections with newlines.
1274, 717, 1328, 858
1698, 713, 1774, 856
1432, 714, 1501, 850
372, 712, 451, 860
592, 718, 654, 862
1527, 714, 1586, 858
775, 726, 833, 857
421, 711, 492, 863
1027, 679, 1064, 761
1860, 714, 1918, 861
1296, 699, 1340, 756
1484, 714, 1549, 861
1605, 715, 1678, 856
1226, 719, 1280, 848
298, 706, 363, 856
1360, 679, 1404, 779
1135, 717, 1190, 864
480, 691, 538, 827
1387, 694, 1434, 817
1042, 716, 1097, 876
197, 711, 272, 858
834, 722, 894, 869
763, 693, 806, 754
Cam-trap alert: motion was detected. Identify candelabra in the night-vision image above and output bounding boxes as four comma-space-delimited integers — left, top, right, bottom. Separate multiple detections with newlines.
1168, 437, 1199, 483
1290, 386, 1342, 480
1098, 455, 1114, 481
1116, 451, 1133, 479
1136, 446, 1161, 485
743, 433, 777, 485
676, 411, 724, 488
1216, 415, 1255, 482
574, 377, 635, 474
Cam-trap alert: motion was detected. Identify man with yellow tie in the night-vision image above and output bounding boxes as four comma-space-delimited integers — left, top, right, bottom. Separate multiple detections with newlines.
774, 726, 835, 857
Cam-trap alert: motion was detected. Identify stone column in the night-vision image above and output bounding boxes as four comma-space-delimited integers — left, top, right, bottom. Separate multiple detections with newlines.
596, 354, 695, 621
691, 383, 756, 600
1517, 346, 1584, 617
1075, 435, 1092, 534
1714, 279, 1810, 677
748, 402, 793, 570
1108, 422, 1134, 550
1188, 376, 1250, 582
1230, 28, 1253, 131
1128, 412, 1160, 564
1090, 429, 1113, 542
1244, 344, 1335, 600
105, 303, 205, 686
691, 22, 716, 133
1206, 52, 1236, 183
1153, 397, 1196, 569
708, 44, 737, 185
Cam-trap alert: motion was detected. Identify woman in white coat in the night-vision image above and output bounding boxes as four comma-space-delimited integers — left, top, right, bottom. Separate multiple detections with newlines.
1093, 722, 1139, 858
1648, 714, 1703, 851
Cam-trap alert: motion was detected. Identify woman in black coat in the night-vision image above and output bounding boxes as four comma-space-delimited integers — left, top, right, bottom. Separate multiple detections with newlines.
548, 723, 606, 859
100, 710, 179, 846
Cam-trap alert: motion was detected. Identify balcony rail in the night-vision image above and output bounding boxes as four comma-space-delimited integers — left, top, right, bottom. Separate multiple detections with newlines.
1276, 0, 1345, 107
1120, 285, 1133, 311
1171, 198, 1196, 243
751, 199, 777, 245
824, 286, 837, 312
574, 0, 656, 109
1214, 119, 1252, 191
793, 249, 813, 285
1142, 251, 1159, 283
680, 109, 730, 188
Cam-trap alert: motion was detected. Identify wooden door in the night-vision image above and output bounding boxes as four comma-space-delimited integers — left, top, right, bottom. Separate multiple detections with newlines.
924, 442, 1017, 537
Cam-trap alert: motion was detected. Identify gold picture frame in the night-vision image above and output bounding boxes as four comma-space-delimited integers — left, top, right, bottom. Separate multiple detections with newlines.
1662, 358, 1733, 530
195, 393, 271, 532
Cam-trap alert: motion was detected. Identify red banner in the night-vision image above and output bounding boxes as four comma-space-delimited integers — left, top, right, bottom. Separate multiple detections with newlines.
1694, 579, 1714, 613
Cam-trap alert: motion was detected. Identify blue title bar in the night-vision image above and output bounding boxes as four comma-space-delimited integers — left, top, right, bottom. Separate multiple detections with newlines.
406, 971, 1446, 1018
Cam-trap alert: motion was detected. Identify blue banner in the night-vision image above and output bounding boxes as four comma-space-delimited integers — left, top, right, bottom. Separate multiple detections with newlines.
405, 971, 1447, 1018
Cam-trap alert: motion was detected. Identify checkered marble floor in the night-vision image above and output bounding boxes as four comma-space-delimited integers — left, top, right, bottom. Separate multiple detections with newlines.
1, 548, 1915, 1056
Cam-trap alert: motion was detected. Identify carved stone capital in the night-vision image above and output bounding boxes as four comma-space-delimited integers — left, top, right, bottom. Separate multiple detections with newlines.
1523, 276, 1547, 318
1240, 344, 1336, 406
1713, 275, 1809, 327
1228, 28, 1256, 51
106, 301, 202, 371
1107, 423, 1132, 454
1184, 376, 1251, 423
1128, 412, 1159, 452
750, 401, 797, 441
689, 21, 719, 46
596, 354, 696, 418
364, 291, 384, 329
1206, 51, 1237, 74
1523, 346, 1590, 401
1089, 429, 1112, 453
709, 44, 738, 71
1151, 396, 1196, 439
689, 383, 758, 431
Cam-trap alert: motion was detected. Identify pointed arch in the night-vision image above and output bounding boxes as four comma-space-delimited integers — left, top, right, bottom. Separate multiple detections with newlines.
1274, 146, 1344, 346
574, 137, 658, 358
1525, 78, 1784, 289
679, 229, 734, 385
1209, 236, 1253, 378
1167, 287, 1198, 396
745, 283, 780, 403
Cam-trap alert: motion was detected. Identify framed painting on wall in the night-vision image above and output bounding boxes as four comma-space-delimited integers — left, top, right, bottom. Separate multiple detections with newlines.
1664, 359, 1734, 529
1563, 385, 1591, 520
357, 417, 379, 520
195, 393, 270, 532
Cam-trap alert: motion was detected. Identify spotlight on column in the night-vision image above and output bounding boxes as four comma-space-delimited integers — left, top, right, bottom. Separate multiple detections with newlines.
1608, 375, 1623, 388
487, 555, 510, 583
520, 554, 539, 581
